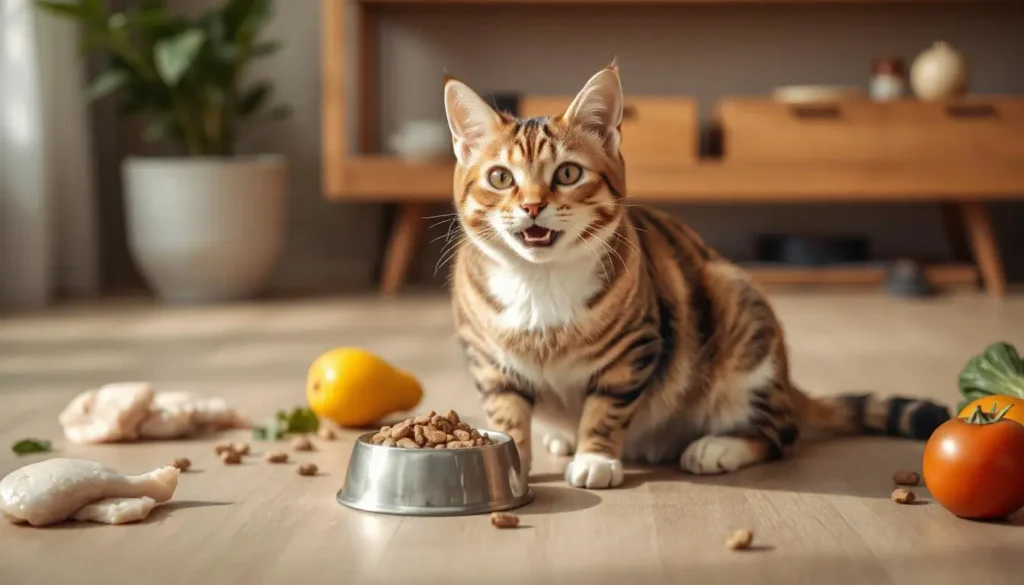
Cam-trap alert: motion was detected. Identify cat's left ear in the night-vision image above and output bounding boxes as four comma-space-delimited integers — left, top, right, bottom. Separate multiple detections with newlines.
562, 64, 624, 156
444, 76, 502, 164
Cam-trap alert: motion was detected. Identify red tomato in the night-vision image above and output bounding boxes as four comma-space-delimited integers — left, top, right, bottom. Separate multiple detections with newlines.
922, 407, 1024, 520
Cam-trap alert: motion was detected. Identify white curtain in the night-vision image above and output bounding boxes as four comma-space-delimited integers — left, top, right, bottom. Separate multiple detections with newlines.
0, 0, 98, 310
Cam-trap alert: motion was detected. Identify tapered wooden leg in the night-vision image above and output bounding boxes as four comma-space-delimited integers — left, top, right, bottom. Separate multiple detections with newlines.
381, 202, 427, 295
960, 202, 1006, 298
939, 203, 971, 262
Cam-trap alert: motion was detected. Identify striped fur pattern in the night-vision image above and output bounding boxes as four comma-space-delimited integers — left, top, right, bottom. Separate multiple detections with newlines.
443, 65, 951, 489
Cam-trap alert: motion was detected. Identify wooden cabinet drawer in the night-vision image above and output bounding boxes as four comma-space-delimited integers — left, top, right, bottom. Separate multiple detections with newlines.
519, 96, 698, 167
717, 97, 1024, 163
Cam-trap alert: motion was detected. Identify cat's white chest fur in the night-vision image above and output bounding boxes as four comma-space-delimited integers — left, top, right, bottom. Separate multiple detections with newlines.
486, 260, 603, 331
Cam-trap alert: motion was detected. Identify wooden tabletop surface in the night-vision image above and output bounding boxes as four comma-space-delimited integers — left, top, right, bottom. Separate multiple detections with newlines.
2, 292, 1024, 585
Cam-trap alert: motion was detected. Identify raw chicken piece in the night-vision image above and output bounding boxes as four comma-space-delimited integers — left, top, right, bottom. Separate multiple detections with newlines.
58, 382, 155, 444
0, 458, 179, 527
58, 382, 250, 443
137, 391, 251, 439
71, 497, 157, 525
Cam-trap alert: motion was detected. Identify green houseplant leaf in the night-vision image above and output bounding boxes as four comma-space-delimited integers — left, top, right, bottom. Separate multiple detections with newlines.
957, 341, 1024, 411
154, 28, 206, 86
85, 68, 131, 101
36, 0, 287, 156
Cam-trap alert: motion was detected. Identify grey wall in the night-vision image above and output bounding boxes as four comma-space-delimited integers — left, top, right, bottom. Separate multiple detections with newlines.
95, 2, 1024, 294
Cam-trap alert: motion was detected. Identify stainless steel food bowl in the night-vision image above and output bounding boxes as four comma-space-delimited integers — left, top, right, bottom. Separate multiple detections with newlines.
337, 430, 533, 516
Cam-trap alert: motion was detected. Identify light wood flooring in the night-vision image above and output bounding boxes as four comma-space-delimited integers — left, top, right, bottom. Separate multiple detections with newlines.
2, 292, 1024, 584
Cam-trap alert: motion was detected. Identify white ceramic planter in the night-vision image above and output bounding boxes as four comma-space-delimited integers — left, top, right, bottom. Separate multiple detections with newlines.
122, 155, 287, 303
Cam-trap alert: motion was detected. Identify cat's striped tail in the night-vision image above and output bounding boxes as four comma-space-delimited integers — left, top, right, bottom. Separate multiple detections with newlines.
795, 388, 952, 440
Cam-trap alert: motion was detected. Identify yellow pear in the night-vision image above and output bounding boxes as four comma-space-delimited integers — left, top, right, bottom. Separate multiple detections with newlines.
306, 347, 423, 428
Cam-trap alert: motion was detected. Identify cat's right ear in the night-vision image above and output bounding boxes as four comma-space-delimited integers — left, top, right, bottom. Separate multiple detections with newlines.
444, 77, 501, 164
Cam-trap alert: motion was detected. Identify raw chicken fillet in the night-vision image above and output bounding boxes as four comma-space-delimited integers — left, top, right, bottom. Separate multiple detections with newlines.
59, 382, 250, 444
1, 458, 179, 527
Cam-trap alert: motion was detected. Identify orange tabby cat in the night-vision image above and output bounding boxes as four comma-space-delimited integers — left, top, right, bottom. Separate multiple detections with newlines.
443, 63, 949, 489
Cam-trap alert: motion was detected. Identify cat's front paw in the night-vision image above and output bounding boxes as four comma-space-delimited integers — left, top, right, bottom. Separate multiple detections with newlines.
564, 453, 624, 489
679, 436, 759, 475
542, 432, 575, 457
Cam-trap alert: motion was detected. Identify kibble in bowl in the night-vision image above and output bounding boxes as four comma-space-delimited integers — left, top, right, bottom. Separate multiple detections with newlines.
368, 410, 498, 450
337, 409, 532, 517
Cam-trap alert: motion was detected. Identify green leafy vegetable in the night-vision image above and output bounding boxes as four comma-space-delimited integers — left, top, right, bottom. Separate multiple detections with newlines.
957, 341, 1024, 412
12, 439, 52, 455
252, 407, 319, 441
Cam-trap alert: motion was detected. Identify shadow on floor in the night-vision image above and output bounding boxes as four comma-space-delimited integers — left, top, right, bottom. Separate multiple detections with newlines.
531, 435, 952, 500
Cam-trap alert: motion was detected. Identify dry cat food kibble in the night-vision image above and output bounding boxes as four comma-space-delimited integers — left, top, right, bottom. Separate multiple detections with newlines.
297, 463, 318, 476
891, 488, 916, 504
265, 452, 289, 464
171, 457, 191, 472
214, 443, 234, 456
317, 427, 336, 440
232, 442, 251, 456
291, 436, 313, 452
369, 410, 497, 449
220, 450, 242, 465
490, 512, 520, 528
892, 470, 920, 486
725, 529, 754, 550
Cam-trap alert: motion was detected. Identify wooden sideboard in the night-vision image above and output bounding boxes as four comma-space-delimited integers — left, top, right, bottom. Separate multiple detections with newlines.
321, 0, 1023, 298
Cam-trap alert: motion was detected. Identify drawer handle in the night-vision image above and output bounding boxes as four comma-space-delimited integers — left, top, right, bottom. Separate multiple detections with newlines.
789, 104, 842, 120
946, 104, 998, 119
622, 104, 639, 120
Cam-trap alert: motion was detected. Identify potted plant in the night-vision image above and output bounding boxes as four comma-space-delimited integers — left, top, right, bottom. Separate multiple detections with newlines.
38, 0, 290, 303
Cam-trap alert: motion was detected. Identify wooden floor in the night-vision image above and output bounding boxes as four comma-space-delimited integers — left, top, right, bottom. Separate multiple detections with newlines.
2, 292, 1024, 584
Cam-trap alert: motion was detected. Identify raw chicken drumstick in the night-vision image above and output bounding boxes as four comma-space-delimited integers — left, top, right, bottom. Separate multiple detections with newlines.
0, 458, 179, 527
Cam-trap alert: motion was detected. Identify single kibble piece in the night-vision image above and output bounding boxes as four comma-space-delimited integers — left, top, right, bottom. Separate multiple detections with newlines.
453, 429, 472, 442
725, 529, 754, 550
425, 428, 447, 444
397, 438, 420, 449
297, 463, 318, 476
413, 414, 433, 426
379, 426, 392, 437
891, 488, 916, 504
892, 470, 920, 486
390, 422, 413, 440
382, 438, 397, 447
414, 425, 427, 446
265, 451, 289, 464
370, 433, 385, 445
434, 443, 446, 449
232, 442, 250, 456
456, 422, 472, 432
291, 436, 313, 452
317, 426, 336, 440
221, 450, 242, 465
214, 443, 234, 456
444, 410, 461, 425
171, 457, 192, 472
490, 512, 520, 529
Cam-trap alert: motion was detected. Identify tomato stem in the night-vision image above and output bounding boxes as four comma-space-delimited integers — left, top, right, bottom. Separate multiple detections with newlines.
966, 403, 1014, 425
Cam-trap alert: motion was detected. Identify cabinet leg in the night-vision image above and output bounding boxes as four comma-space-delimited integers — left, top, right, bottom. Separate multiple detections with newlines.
960, 202, 1006, 298
381, 202, 427, 296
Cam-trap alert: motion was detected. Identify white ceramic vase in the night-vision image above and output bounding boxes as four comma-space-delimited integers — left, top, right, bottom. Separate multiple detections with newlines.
122, 155, 287, 303
910, 41, 969, 101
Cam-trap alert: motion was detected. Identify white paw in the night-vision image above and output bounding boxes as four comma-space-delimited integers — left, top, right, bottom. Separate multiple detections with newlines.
680, 436, 759, 475
542, 432, 575, 457
564, 453, 624, 489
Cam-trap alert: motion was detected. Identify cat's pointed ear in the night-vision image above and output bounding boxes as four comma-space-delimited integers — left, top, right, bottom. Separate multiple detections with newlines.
562, 64, 624, 155
444, 76, 501, 164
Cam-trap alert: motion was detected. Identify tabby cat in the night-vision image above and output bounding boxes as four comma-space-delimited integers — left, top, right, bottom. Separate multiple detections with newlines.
443, 63, 949, 489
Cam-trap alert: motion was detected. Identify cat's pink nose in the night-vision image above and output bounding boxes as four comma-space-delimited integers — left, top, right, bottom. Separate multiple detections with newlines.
521, 202, 547, 218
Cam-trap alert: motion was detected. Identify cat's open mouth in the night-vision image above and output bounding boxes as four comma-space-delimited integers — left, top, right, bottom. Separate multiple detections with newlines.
516, 226, 561, 248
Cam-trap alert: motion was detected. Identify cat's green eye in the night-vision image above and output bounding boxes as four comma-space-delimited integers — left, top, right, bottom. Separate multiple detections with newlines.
487, 167, 515, 190
553, 162, 583, 186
